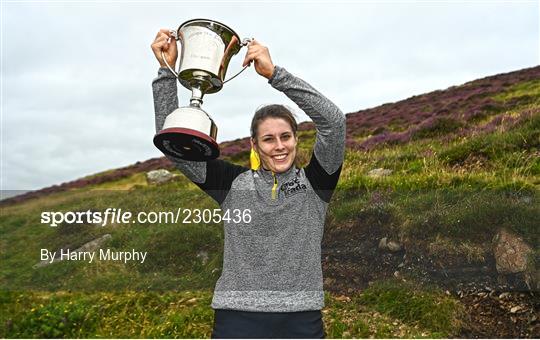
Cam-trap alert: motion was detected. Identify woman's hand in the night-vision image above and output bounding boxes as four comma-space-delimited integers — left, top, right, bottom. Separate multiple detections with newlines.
151, 29, 178, 69
242, 39, 275, 80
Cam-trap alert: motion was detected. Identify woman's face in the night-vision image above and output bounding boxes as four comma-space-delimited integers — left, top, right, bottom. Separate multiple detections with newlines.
252, 117, 298, 174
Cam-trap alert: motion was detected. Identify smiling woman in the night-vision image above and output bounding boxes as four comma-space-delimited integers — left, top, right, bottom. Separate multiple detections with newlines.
250, 105, 299, 174
151, 29, 346, 338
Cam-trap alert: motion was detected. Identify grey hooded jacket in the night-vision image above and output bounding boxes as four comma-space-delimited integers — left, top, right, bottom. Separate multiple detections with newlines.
153, 65, 346, 312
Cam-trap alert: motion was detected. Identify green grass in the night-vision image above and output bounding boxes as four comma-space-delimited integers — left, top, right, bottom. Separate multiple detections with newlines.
354, 279, 463, 337
0, 290, 215, 338
0, 287, 461, 338
493, 79, 540, 104
339, 112, 539, 192
412, 117, 464, 140
320, 279, 463, 338
439, 113, 539, 166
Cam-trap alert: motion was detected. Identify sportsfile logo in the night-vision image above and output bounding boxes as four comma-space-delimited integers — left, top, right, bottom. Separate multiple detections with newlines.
280, 177, 307, 198
40, 208, 252, 227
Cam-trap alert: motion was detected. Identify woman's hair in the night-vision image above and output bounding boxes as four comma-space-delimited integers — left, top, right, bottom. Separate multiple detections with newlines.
250, 104, 298, 140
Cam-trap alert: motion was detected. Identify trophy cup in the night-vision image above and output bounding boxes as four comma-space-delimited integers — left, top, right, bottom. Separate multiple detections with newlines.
153, 18, 251, 161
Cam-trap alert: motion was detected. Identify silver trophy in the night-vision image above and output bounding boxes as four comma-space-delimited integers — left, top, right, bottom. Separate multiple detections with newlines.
153, 18, 251, 161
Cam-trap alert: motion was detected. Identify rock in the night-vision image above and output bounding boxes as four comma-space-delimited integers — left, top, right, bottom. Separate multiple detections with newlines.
519, 196, 532, 204
492, 228, 533, 274
367, 168, 393, 178
186, 298, 198, 304
146, 169, 174, 184
387, 241, 402, 252
510, 306, 521, 313
33, 234, 112, 268
378, 237, 402, 252
76, 234, 112, 253
324, 277, 336, 286
499, 292, 510, 299
378, 237, 388, 250
196, 251, 209, 265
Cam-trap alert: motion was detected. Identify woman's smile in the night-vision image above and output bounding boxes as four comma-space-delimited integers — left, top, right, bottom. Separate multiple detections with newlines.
272, 153, 288, 161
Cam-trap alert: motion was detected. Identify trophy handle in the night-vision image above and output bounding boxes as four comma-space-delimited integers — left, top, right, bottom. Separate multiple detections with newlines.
161, 30, 180, 78
223, 38, 253, 84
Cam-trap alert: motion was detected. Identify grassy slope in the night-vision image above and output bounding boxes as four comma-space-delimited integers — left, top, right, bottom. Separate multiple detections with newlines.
0, 70, 538, 338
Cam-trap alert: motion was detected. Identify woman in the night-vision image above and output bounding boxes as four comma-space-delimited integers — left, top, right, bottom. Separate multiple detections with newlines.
151, 29, 346, 338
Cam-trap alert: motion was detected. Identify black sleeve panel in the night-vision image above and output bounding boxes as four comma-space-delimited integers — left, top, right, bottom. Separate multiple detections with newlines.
304, 151, 342, 203
194, 159, 249, 205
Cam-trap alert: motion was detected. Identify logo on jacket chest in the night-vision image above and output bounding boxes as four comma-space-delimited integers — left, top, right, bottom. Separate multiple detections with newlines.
280, 177, 307, 198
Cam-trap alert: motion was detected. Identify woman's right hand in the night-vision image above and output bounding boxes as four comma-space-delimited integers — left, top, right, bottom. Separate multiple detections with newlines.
151, 29, 178, 69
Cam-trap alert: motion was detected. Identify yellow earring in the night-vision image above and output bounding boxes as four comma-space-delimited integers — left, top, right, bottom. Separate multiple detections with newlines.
250, 146, 261, 170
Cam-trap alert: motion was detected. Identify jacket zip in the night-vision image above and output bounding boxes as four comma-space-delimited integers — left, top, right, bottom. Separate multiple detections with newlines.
271, 172, 278, 200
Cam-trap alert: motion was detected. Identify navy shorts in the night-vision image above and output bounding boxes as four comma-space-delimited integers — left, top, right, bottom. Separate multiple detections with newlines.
211, 309, 325, 339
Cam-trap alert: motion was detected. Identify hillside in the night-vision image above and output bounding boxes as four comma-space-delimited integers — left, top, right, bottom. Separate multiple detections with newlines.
1, 66, 539, 338
2, 66, 538, 206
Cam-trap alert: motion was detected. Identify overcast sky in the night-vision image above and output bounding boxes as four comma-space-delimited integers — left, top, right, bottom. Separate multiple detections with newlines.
1, 0, 538, 191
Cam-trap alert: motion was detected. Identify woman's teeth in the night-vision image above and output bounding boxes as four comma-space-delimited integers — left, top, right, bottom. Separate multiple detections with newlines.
273, 154, 287, 160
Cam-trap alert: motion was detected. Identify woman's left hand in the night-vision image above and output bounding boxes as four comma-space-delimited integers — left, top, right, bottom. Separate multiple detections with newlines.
242, 39, 275, 80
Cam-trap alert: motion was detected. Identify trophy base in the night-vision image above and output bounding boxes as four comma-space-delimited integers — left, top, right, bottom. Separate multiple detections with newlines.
154, 127, 219, 161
